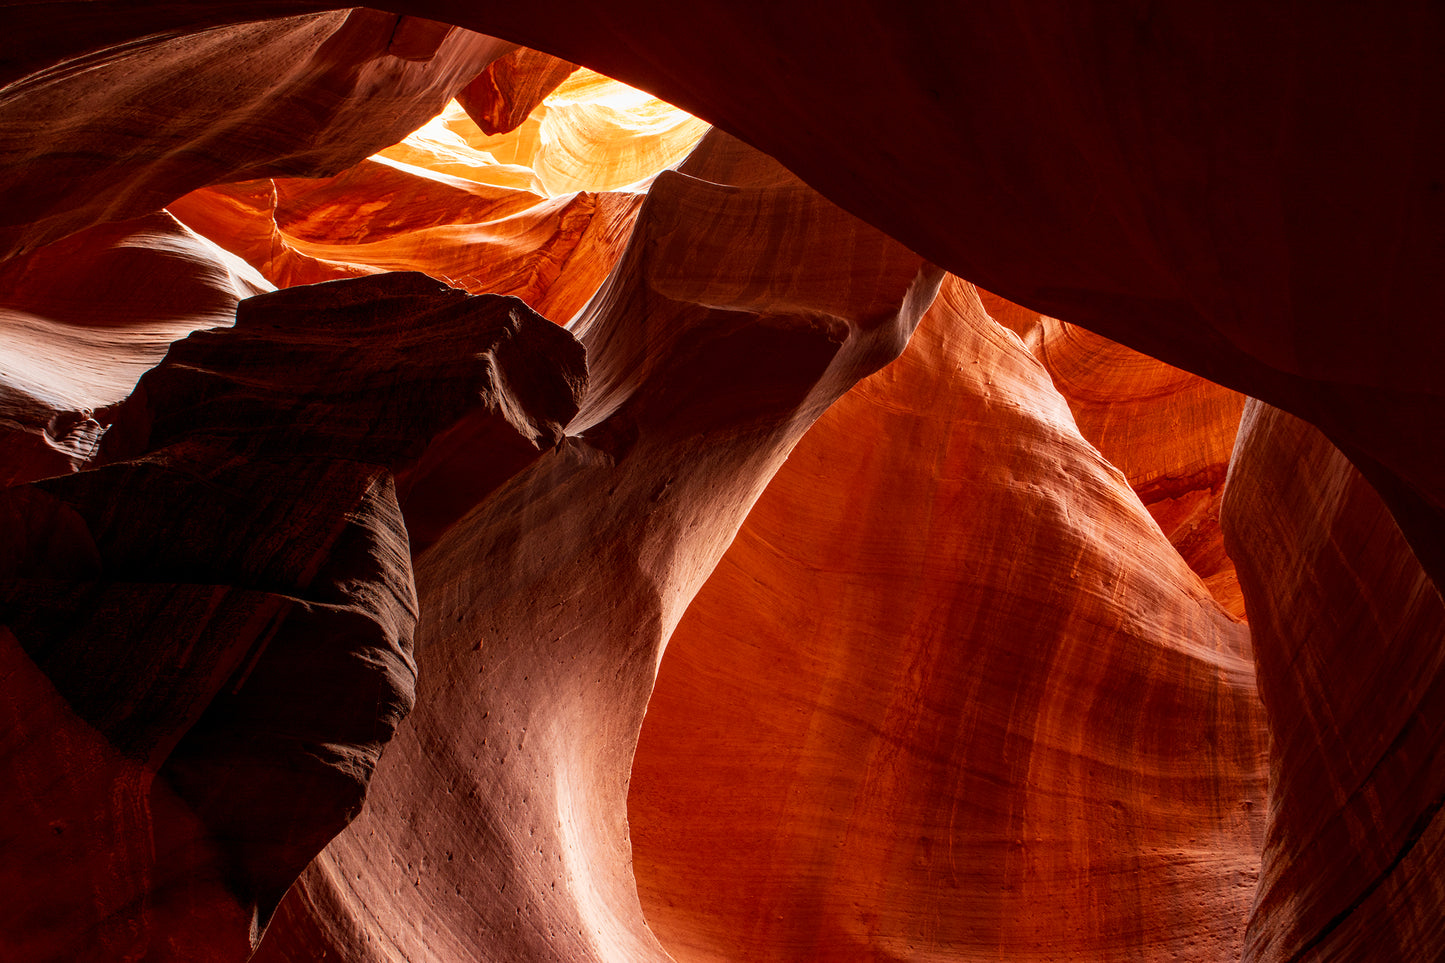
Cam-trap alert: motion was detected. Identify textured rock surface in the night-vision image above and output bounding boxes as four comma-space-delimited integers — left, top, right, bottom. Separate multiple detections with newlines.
167, 159, 644, 324
1223, 402, 1445, 962
249, 129, 939, 963
11, 1, 1440, 590
629, 276, 1267, 962
0, 8, 510, 262
0, 212, 270, 485
457, 46, 579, 136
416, 2, 1445, 585
1, 6, 1442, 962
1, 273, 587, 959
378, 70, 711, 197
981, 294, 1248, 619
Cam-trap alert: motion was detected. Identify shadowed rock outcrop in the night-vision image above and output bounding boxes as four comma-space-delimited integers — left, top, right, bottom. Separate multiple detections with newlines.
1, 272, 586, 960
1223, 402, 1445, 961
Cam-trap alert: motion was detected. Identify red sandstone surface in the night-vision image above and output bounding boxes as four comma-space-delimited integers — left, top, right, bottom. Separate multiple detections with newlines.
1, 7, 1441, 963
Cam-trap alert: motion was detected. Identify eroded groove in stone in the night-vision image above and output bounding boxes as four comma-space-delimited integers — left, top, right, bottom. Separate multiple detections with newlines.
980, 292, 1249, 619
629, 276, 1268, 962
250, 129, 941, 963
1223, 402, 1445, 962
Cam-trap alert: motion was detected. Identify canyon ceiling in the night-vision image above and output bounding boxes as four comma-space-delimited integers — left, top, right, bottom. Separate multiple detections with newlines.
1, 4, 1442, 962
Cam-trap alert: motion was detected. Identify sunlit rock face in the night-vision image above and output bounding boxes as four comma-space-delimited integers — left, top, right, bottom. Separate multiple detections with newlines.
629, 276, 1266, 962
981, 294, 1248, 620
163, 66, 703, 324
250, 128, 940, 963
0, 8, 1442, 963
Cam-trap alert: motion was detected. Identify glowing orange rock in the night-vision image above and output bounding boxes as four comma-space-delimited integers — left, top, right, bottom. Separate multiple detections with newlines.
629, 276, 1268, 962
980, 292, 1247, 618
168, 161, 645, 324
250, 130, 941, 963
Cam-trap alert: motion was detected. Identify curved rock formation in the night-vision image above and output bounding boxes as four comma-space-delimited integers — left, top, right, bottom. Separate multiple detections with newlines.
377, 70, 711, 198
0, 8, 510, 262
249, 129, 940, 963
456, 47, 578, 136
981, 295, 1247, 618
629, 276, 1267, 962
0, 212, 270, 485
8, 3, 1440, 593
1223, 402, 1445, 961
161, 65, 703, 326
1, 7, 1442, 963
168, 162, 643, 323
1, 272, 587, 959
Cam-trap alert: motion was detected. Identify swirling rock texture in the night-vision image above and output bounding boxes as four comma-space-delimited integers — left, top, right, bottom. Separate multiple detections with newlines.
1, 4, 1443, 963
628, 275, 1266, 962
249, 127, 939, 963
979, 295, 1248, 620
0, 8, 512, 262
1223, 403, 1445, 962
163, 66, 703, 322
0, 212, 271, 486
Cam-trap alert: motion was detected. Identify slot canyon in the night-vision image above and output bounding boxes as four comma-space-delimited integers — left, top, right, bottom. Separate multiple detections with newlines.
1, 5, 1442, 962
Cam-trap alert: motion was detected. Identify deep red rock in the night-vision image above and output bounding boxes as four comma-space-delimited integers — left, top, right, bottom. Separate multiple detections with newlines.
1223, 402, 1445, 961
457, 46, 579, 136
0, 8, 511, 262
0, 212, 270, 486
9, 1, 1441, 593
1, 6, 1443, 961
981, 293, 1248, 618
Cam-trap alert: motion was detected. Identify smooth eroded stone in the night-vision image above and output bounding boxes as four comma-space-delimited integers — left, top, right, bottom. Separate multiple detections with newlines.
1, 271, 588, 957
457, 46, 580, 136
980, 292, 1248, 618
169, 160, 645, 324
0, 212, 270, 485
251, 128, 941, 963
1223, 401, 1445, 962
0, 8, 512, 262
629, 276, 1268, 962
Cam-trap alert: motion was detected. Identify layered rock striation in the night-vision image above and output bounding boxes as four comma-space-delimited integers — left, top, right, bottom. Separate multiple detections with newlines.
250, 128, 940, 963
629, 276, 1267, 962
0, 7, 1442, 963
1223, 403, 1445, 962
2, 271, 586, 959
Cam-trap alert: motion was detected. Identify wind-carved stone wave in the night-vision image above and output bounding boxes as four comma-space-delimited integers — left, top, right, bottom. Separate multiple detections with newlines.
0, 272, 587, 960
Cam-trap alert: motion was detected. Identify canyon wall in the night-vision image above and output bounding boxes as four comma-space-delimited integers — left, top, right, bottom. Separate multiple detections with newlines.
1, 6, 1442, 962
